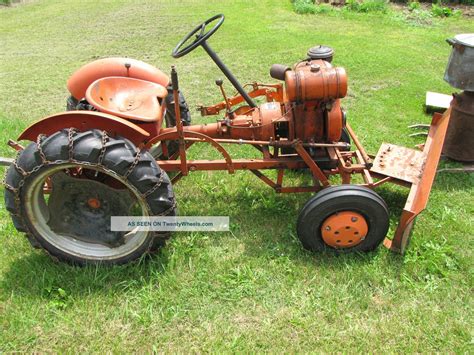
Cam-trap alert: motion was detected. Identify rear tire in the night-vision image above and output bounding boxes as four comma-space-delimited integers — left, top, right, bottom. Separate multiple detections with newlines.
297, 185, 389, 253
4, 129, 176, 265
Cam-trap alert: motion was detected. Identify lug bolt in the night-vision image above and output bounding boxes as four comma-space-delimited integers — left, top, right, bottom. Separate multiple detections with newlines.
351, 217, 358, 222
325, 226, 331, 231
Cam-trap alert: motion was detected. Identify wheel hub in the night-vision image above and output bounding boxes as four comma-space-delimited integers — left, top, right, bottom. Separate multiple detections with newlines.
47, 172, 135, 247
321, 211, 368, 248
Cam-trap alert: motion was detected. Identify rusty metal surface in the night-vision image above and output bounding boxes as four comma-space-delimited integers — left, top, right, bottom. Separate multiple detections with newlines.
345, 123, 372, 167
199, 83, 283, 116
158, 158, 310, 172
150, 130, 234, 173
371, 143, 425, 184
442, 91, 474, 162
18, 111, 150, 145
85, 77, 167, 122
384, 108, 452, 253
285, 59, 347, 102
294, 142, 330, 186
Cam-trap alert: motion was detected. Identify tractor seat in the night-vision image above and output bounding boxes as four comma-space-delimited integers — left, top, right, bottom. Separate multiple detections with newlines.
85, 76, 168, 122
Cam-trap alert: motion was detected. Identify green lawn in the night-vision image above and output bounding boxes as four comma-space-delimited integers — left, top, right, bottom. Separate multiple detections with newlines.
0, 0, 473, 352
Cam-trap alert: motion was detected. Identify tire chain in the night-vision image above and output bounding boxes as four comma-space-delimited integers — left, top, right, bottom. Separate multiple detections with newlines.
2, 128, 176, 222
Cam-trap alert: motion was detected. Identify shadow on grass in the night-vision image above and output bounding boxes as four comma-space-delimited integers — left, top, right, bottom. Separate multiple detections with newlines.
1, 247, 172, 299
1, 182, 410, 298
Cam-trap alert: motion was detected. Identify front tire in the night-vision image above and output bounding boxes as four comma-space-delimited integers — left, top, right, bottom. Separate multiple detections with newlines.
297, 185, 389, 253
4, 129, 176, 265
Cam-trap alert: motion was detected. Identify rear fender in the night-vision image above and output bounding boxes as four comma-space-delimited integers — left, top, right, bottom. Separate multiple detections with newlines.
18, 111, 150, 146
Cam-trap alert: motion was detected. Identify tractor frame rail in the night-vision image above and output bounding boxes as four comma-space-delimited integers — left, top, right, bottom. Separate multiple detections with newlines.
152, 81, 452, 254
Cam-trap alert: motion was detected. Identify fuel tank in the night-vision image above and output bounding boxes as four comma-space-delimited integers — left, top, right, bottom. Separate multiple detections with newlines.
285, 59, 347, 102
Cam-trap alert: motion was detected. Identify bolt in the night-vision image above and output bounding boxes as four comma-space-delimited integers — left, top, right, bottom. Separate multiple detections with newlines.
310, 64, 321, 73
325, 226, 331, 231
351, 217, 358, 222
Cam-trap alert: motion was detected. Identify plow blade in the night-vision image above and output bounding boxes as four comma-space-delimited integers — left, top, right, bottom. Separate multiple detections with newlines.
370, 108, 451, 254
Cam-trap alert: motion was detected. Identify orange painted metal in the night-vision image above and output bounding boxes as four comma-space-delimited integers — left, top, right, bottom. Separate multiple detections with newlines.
157, 158, 309, 172
67, 57, 169, 100
87, 198, 101, 209
149, 131, 235, 173
158, 102, 285, 142
326, 99, 343, 142
381, 108, 452, 253
294, 141, 330, 186
14, 45, 449, 257
345, 123, 372, 166
86, 77, 167, 122
199, 83, 284, 116
18, 111, 150, 146
321, 211, 368, 248
285, 60, 347, 102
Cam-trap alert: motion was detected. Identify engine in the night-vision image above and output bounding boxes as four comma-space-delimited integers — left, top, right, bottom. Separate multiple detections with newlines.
272, 45, 348, 143
188, 45, 348, 145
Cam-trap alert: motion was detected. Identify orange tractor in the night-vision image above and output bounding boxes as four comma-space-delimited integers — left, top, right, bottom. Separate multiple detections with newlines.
4, 15, 451, 264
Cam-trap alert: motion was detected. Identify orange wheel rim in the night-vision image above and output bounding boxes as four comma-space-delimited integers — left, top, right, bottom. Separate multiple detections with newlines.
321, 211, 368, 248
87, 197, 101, 209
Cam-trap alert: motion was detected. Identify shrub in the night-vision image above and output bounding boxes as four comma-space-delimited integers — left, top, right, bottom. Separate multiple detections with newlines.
402, 8, 434, 25
431, 1, 461, 17
293, 0, 317, 14
408, 1, 421, 11
345, 0, 389, 13
293, 0, 334, 14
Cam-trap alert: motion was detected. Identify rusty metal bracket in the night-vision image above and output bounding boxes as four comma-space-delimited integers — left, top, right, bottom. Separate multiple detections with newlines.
198, 83, 283, 116
381, 109, 452, 254
294, 141, 330, 187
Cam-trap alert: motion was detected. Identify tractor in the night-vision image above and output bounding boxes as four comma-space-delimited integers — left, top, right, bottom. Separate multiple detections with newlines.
3, 15, 451, 265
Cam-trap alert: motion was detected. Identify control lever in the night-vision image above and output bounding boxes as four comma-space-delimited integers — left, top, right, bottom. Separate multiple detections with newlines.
215, 79, 233, 118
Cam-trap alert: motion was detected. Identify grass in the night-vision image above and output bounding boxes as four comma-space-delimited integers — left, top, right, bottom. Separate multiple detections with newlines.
0, 0, 473, 352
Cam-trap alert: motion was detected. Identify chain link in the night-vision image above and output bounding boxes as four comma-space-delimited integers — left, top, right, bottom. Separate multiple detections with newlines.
142, 172, 165, 198
97, 130, 108, 165
3, 129, 176, 230
124, 149, 141, 179
12, 148, 28, 177
36, 134, 48, 164
157, 199, 177, 216
67, 128, 77, 161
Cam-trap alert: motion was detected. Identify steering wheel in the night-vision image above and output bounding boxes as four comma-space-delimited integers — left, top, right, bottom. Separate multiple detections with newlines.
172, 14, 225, 59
